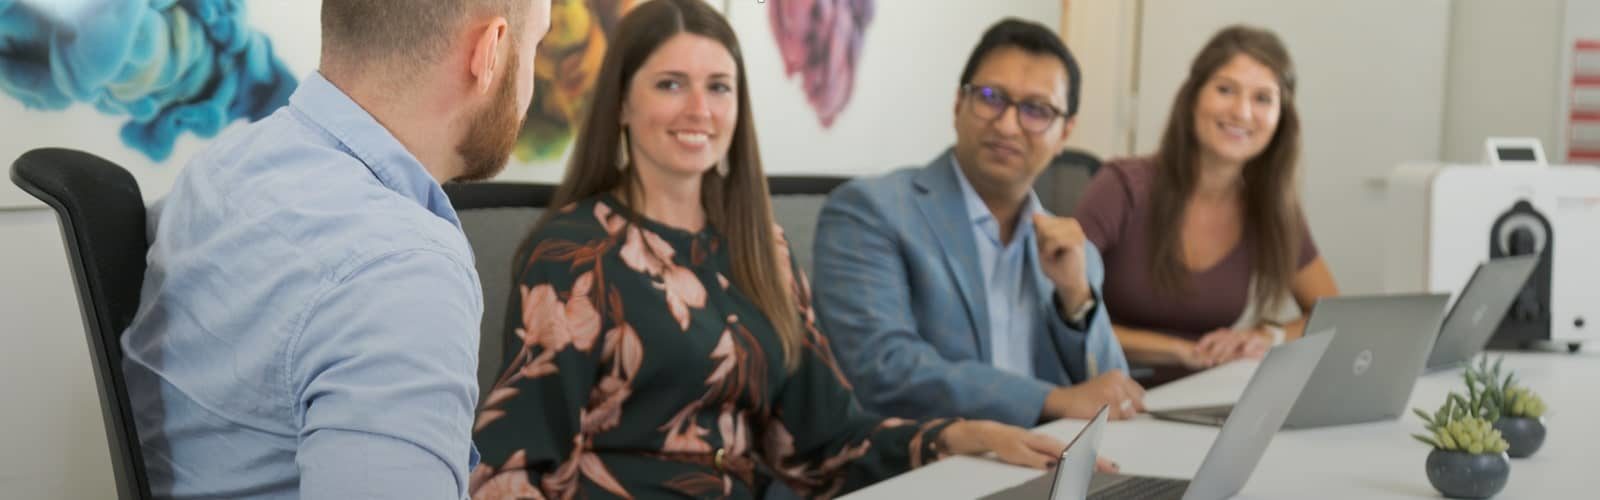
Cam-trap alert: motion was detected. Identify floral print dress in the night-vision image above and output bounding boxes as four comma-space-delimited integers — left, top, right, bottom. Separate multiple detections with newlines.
470, 194, 956, 500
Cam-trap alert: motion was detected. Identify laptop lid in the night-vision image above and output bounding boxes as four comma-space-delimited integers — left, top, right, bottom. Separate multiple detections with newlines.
1426, 256, 1540, 370
978, 406, 1110, 500
1286, 294, 1450, 429
1182, 331, 1336, 500
1051, 405, 1110, 499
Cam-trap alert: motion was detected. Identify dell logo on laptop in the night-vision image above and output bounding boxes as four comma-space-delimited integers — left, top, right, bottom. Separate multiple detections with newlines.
1353, 349, 1374, 376
1471, 304, 1488, 326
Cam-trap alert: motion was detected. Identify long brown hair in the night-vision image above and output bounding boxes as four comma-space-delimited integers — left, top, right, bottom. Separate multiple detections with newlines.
525, 0, 802, 369
1146, 25, 1303, 319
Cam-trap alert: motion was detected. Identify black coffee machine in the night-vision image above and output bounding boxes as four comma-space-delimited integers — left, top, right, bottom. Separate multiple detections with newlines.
1485, 200, 1578, 352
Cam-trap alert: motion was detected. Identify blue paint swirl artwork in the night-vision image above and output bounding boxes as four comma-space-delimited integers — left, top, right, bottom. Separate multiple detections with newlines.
0, 0, 296, 162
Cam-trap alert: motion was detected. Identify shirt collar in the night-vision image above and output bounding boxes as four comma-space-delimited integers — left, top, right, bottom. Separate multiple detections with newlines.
288, 72, 462, 229
950, 155, 1044, 245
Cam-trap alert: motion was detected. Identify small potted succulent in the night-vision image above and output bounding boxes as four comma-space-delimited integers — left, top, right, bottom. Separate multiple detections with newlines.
1464, 356, 1548, 458
1414, 394, 1511, 499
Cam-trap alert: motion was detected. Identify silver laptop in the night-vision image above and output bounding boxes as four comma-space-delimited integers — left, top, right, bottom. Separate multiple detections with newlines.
984, 332, 1334, 500
1152, 294, 1449, 429
1425, 256, 1539, 372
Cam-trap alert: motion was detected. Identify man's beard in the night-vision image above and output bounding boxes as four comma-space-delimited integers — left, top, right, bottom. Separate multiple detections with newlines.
455, 52, 524, 182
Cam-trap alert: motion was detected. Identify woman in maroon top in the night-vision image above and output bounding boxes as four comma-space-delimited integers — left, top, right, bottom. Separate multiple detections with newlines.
1075, 26, 1339, 385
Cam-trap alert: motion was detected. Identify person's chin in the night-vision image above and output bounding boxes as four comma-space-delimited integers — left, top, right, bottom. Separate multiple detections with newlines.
977, 159, 1031, 184
1203, 140, 1260, 164
458, 159, 510, 182
1216, 150, 1257, 165
662, 162, 715, 178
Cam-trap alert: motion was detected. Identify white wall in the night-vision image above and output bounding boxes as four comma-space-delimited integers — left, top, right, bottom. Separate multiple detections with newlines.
725, 0, 1061, 176
1134, 0, 1453, 295
0, 209, 116, 499
1062, 0, 1141, 159
1441, 0, 1566, 164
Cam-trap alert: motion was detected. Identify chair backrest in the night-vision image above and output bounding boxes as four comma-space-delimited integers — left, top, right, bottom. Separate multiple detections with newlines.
767, 175, 850, 276
10, 148, 152, 500
1034, 149, 1103, 217
442, 182, 553, 400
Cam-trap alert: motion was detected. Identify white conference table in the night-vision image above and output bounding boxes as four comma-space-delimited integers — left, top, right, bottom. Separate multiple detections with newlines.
845, 347, 1596, 499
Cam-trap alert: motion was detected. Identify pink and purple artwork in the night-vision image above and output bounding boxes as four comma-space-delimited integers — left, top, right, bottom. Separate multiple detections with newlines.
767, 0, 874, 128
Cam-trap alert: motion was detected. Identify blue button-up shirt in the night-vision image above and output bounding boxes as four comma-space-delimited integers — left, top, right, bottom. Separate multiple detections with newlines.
951, 159, 1043, 378
122, 72, 483, 499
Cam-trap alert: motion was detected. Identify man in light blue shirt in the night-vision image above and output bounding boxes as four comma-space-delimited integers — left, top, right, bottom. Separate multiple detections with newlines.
954, 156, 1045, 379
120, 2, 551, 498
813, 19, 1145, 428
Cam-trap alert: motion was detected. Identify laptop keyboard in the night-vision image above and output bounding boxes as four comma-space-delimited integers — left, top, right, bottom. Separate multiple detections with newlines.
1089, 476, 1190, 500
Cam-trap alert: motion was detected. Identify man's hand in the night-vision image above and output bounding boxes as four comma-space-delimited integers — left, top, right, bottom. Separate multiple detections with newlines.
1033, 214, 1092, 311
1043, 369, 1146, 421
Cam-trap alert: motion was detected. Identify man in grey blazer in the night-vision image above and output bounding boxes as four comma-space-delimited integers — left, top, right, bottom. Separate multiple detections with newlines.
813, 19, 1145, 428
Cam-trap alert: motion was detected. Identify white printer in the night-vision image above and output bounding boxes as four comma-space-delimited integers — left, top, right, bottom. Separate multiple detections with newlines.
1385, 139, 1600, 351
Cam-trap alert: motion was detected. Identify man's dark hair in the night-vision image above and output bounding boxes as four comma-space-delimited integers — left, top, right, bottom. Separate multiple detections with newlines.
958, 18, 1082, 118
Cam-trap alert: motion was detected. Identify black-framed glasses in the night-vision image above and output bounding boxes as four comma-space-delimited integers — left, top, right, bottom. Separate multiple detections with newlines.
961, 84, 1065, 134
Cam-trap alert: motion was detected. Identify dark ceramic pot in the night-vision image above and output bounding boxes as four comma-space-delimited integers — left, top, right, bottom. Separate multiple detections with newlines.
1493, 417, 1546, 458
1425, 449, 1510, 499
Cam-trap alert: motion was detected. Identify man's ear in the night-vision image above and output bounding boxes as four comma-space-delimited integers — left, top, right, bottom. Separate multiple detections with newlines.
1057, 115, 1077, 152
468, 18, 511, 95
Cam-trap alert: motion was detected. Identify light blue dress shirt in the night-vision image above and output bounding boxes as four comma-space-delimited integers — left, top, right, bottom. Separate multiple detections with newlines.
950, 158, 1043, 378
122, 72, 484, 500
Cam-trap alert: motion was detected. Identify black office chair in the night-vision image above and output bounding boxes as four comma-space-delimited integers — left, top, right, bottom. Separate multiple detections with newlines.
767, 175, 850, 276
1035, 148, 1103, 217
10, 148, 152, 500
442, 181, 556, 401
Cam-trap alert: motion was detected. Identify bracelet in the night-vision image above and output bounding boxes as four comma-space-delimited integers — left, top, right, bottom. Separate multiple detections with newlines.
1263, 325, 1286, 346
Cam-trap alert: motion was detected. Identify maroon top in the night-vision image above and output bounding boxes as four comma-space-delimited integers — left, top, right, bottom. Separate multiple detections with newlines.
1075, 157, 1319, 343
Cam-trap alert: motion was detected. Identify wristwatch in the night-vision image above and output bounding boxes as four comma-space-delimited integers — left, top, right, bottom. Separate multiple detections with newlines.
1065, 293, 1097, 330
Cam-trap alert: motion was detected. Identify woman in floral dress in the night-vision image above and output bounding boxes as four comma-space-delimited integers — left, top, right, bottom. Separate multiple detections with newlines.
470, 1, 1069, 498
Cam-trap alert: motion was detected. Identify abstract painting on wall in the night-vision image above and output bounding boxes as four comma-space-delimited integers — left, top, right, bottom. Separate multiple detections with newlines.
766, 0, 875, 128
0, 0, 297, 162
515, 0, 640, 162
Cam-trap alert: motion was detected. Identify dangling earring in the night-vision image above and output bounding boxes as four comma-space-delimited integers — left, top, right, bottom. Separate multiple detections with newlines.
715, 157, 729, 177
616, 129, 630, 171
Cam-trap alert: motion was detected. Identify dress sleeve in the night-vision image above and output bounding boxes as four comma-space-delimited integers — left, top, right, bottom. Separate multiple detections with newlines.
470, 213, 634, 500
1074, 160, 1139, 255
756, 234, 959, 500
1296, 208, 1321, 269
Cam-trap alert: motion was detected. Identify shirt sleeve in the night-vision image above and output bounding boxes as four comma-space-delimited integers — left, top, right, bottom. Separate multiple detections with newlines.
291, 249, 484, 500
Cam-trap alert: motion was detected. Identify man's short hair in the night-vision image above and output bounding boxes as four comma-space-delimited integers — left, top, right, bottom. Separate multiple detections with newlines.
958, 18, 1082, 118
321, 0, 529, 70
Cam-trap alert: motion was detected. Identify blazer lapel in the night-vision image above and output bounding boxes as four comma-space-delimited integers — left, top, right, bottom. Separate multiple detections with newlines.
912, 151, 992, 362
1027, 237, 1073, 385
